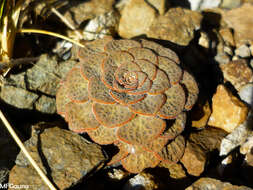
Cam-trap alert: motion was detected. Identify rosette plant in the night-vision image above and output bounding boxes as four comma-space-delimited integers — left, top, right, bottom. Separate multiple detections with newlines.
56, 37, 199, 173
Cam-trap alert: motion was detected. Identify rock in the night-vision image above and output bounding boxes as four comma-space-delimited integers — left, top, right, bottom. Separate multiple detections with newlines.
208, 85, 249, 133
118, 0, 157, 38
159, 162, 187, 179
240, 134, 253, 166
188, 0, 221, 10
107, 168, 129, 181
219, 28, 235, 47
220, 60, 253, 91
239, 83, 253, 109
9, 124, 106, 190
198, 32, 210, 49
1, 54, 76, 113
146, 0, 168, 15
185, 177, 253, 190
235, 44, 251, 58
189, 127, 227, 152
180, 141, 206, 176
147, 7, 202, 46
220, 0, 242, 9
0, 85, 39, 110
123, 172, 159, 190
34, 95, 56, 114
223, 3, 253, 47
26, 54, 61, 96
82, 11, 119, 40
62, 0, 116, 27
214, 53, 231, 64
220, 112, 253, 156
191, 101, 212, 129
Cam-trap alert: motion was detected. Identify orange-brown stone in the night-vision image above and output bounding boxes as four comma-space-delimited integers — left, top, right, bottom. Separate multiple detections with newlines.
208, 85, 248, 133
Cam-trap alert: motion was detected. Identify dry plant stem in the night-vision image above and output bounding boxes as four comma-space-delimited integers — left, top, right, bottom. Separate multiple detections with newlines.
50, 7, 83, 39
18, 29, 84, 48
0, 110, 57, 190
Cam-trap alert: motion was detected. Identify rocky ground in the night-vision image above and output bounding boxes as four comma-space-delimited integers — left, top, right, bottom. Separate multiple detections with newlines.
1, 0, 253, 189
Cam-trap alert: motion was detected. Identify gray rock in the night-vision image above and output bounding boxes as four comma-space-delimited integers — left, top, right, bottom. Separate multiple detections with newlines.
123, 172, 158, 190
214, 53, 230, 64
185, 177, 253, 190
235, 44, 251, 58
239, 83, 253, 109
188, 0, 221, 10
34, 95, 56, 114
0, 54, 77, 113
220, 113, 253, 156
9, 124, 107, 190
220, 0, 242, 9
83, 11, 119, 40
0, 85, 39, 110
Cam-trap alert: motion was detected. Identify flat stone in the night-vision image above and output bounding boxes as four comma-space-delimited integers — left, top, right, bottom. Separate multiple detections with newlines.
0, 85, 38, 110
185, 177, 253, 190
147, 7, 202, 46
118, 0, 157, 38
208, 85, 249, 133
189, 127, 227, 152
223, 3, 253, 47
235, 44, 251, 58
220, 59, 253, 91
9, 124, 106, 190
180, 141, 206, 176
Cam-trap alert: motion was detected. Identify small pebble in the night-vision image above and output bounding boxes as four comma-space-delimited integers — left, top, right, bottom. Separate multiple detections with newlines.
235, 44, 251, 58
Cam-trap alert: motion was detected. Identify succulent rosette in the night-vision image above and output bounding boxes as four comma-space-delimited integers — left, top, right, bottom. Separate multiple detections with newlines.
56, 37, 199, 173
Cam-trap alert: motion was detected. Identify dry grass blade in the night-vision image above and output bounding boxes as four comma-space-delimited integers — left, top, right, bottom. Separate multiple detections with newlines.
18, 28, 84, 48
0, 110, 57, 190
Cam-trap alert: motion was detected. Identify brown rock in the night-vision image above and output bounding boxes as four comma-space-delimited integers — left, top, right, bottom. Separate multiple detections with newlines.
191, 101, 212, 129
159, 162, 186, 179
189, 127, 227, 152
185, 177, 253, 190
219, 28, 235, 47
9, 124, 106, 190
223, 3, 253, 46
118, 0, 157, 38
147, 7, 202, 46
208, 85, 249, 133
63, 0, 116, 27
146, 0, 168, 15
220, 60, 253, 91
180, 141, 206, 176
